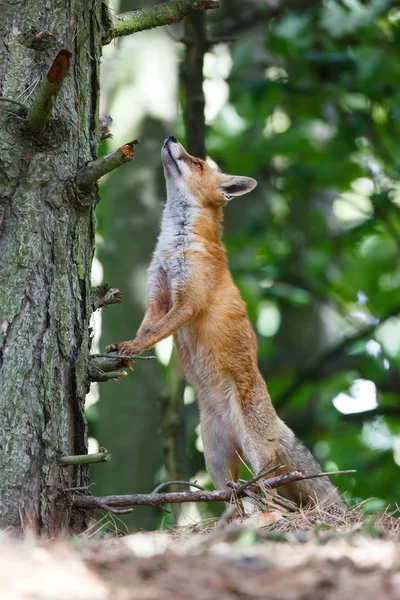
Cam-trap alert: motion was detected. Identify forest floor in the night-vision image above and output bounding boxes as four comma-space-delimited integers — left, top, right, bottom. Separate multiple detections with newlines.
2, 504, 400, 600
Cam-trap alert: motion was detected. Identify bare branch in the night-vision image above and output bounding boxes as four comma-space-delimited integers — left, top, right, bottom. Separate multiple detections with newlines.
90, 284, 123, 312
74, 488, 235, 510
26, 49, 72, 134
103, 0, 219, 45
76, 140, 137, 186
59, 448, 111, 466
71, 468, 354, 511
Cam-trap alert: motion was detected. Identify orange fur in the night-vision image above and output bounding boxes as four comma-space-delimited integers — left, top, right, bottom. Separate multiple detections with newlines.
106, 138, 344, 508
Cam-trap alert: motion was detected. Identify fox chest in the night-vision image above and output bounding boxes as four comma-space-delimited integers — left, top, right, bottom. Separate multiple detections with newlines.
159, 248, 191, 294
155, 209, 200, 294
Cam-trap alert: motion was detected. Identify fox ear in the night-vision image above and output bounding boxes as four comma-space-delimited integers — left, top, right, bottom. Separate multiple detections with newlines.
218, 175, 258, 200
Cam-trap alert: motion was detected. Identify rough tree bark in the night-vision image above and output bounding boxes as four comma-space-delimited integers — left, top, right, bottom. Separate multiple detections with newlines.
0, 0, 111, 536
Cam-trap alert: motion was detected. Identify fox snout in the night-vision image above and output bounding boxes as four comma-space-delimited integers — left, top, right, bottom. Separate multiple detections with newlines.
161, 136, 186, 177
162, 136, 181, 155
162, 136, 205, 175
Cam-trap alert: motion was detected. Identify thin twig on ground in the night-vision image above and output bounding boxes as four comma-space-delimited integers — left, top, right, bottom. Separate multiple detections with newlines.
153, 480, 208, 493
71, 468, 355, 512
233, 464, 285, 495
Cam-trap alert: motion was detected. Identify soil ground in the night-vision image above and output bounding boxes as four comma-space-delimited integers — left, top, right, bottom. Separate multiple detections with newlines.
1, 507, 400, 600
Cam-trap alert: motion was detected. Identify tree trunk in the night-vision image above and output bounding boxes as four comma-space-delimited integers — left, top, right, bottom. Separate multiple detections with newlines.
0, 0, 109, 535
183, 12, 207, 159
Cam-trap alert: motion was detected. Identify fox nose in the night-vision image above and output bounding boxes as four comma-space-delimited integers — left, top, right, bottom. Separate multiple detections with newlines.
167, 135, 177, 143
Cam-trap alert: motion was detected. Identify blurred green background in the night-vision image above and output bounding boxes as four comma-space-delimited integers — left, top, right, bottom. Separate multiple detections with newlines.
89, 0, 400, 530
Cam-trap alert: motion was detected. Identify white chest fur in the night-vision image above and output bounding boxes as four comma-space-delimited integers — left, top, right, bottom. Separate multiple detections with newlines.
153, 186, 204, 291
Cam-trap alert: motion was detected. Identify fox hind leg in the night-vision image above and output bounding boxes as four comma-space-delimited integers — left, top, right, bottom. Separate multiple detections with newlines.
200, 412, 241, 490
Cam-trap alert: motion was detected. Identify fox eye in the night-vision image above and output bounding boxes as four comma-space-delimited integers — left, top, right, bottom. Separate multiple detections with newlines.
192, 160, 203, 170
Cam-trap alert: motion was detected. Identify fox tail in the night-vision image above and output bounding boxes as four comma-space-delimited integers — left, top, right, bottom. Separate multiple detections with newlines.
276, 419, 345, 508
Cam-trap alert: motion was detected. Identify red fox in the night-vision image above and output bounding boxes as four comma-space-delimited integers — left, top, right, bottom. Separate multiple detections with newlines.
106, 136, 344, 507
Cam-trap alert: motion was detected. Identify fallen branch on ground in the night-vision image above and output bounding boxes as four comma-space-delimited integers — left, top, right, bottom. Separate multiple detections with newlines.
228, 469, 355, 496
71, 468, 355, 512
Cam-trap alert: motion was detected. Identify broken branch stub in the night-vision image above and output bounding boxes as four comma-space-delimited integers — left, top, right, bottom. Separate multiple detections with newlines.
89, 355, 133, 377
90, 284, 123, 312
26, 49, 72, 134
59, 447, 111, 466
88, 354, 155, 383
76, 141, 137, 186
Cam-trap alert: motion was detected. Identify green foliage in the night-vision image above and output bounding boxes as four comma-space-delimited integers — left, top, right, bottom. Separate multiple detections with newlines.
201, 1, 400, 506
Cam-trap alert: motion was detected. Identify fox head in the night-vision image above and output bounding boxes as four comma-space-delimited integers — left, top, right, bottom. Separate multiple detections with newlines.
161, 136, 257, 208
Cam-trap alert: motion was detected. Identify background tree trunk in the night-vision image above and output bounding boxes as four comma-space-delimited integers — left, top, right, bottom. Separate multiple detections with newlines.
0, 0, 109, 535
95, 118, 166, 530
95, 1, 178, 529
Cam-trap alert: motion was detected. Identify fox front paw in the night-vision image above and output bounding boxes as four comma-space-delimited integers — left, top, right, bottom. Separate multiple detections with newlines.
105, 341, 139, 356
